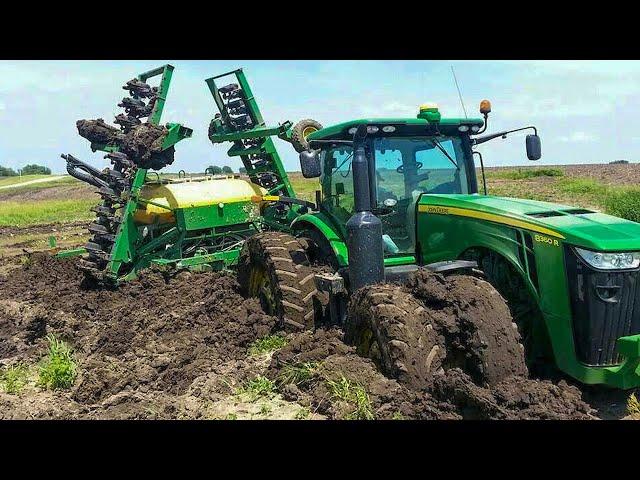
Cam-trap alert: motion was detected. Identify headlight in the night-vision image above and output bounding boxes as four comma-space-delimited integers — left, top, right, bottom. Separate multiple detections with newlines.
575, 247, 640, 270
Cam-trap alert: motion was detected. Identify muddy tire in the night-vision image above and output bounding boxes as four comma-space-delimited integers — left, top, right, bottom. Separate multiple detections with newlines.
346, 284, 445, 390
237, 232, 324, 331
438, 274, 529, 386
290, 119, 323, 153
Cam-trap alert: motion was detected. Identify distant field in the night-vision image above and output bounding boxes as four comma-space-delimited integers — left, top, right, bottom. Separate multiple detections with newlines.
1, 164, 640, 229
0, 175, 53, 187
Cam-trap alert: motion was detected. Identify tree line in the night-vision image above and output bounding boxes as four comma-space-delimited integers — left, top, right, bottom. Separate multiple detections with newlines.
0, 164, 52, 176
206, 165, 248, 175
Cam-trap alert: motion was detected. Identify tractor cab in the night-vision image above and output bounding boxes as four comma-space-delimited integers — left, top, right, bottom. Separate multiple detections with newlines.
307, 108, 483, 257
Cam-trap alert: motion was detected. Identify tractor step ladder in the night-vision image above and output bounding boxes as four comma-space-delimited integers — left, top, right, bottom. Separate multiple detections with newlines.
206, 69, 295, 198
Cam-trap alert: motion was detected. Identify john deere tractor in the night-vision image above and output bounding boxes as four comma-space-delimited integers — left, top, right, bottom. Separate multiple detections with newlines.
237, 100, 640, 390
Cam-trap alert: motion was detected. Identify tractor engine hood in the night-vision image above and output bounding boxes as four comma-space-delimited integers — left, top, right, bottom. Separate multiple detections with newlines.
419, 194, 640, 252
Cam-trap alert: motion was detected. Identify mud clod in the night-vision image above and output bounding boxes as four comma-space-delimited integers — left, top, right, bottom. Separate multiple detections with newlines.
76, 119, 173, 170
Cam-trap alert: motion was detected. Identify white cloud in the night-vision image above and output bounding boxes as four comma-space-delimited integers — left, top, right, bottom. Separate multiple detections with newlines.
558, 131, 598, 143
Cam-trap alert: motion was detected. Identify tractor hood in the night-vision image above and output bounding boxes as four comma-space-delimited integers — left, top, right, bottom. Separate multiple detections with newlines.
419, 194, 640, 252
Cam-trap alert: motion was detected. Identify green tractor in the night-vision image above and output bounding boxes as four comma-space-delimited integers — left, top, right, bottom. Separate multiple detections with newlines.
238, 101, 640, 390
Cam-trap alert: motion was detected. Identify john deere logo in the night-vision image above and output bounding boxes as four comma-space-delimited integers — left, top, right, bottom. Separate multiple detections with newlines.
425, 206, 450, 215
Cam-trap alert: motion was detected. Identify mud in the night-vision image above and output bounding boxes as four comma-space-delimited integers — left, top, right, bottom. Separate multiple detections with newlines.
0, 254, 607, 419
76, 119, 173, 170
76, 119, 120, 146
119, 123, 174, 170
0, 253, 280, 419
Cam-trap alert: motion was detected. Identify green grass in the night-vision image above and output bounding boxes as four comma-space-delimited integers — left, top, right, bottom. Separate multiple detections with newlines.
38, 334, 77, 390
0, 174, 52, 187
0, 198, 96, 227
1, 364, 30, 394
295, 407, 311, 420
289, 173, 320, 203
487, 167, 564, 180
604, 188, 640, 224
276, 362, 320, 388
326, 375, 374, 420
248, 334, 288, 356
236, 375, 276, 401
558, 178, 608, 195
627, 393, 640, 419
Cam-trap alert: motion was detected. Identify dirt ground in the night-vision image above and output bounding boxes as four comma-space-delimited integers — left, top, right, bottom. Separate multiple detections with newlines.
0, 252, 628, 420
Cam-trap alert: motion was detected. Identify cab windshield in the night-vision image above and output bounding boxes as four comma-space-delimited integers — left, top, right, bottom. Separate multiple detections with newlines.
320, 134, 472, 257
374, 136, 469, 202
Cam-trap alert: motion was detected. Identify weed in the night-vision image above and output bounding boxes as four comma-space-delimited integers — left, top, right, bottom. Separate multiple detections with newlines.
237, 375, 276, 401
225, 413, 238, 420
248, 334, 288, 355
276, 362, 320, 388
19, 255, 33, 268
295, 407, 311, 420
259, 404, 272, 415
391, 411, 405, 420
1, 364, 29, 394
38, 334, 77, 390
326, 375, 375, 420
627, 393, 640, 419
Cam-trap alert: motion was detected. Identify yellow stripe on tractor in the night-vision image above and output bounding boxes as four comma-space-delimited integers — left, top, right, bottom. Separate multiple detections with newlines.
418, 204, 565, 239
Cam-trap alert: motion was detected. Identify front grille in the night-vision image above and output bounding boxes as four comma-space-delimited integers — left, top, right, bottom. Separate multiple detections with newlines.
565, 246, 640, 366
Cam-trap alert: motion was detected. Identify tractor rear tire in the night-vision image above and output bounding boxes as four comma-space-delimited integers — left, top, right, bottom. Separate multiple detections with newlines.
290, 119, 323, 153
237, 232, 324, 331
345, 283, 445, 390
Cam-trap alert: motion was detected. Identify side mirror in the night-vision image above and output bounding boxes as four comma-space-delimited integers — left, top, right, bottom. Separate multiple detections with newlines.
299, 150, 321, 178
526, 134, 541, 161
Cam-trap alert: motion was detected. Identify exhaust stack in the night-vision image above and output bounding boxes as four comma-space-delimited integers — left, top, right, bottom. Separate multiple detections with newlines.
345, 125, 384, 291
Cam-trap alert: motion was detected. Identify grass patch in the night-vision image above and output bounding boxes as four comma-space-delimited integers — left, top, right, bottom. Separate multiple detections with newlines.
289, 173, 320, 203
276, 362, 320, 388
38, 334, 77, 390
236, 375, 276, 401
326, 375, 374, 420
0, 198, 95, 227
259, 404, 272, 415
1, 364, 30, 394
603, 187, 640, 224
295, 407, 311, 420
558, 178, 608, 196
627, 393, 640, 419
487, 167, 564, 180
248, 334, 288, 355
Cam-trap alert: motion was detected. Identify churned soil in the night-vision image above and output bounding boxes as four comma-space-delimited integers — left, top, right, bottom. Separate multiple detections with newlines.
0, 254, 600, 419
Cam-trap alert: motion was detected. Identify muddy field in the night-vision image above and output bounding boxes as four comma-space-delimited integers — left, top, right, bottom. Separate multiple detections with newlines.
1, 163, 639, 420
0, 253, 620, 420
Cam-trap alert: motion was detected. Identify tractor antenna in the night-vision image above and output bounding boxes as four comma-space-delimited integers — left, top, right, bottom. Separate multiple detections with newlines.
451, 66, 468, 119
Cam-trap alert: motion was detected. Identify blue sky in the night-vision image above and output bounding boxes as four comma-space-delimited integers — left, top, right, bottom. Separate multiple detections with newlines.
1, 60, 639, 174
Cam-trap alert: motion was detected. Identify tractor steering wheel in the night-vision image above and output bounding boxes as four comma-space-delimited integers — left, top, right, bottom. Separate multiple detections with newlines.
396, 162, 423, 174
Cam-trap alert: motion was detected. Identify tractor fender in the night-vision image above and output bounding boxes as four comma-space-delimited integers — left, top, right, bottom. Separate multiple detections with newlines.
459, 245, 540, 306
290, 213, 349, 267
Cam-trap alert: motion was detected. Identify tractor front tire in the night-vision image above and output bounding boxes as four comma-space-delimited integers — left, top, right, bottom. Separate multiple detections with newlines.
346, 284, 445, 390
237, 232, 324, 331
290, 119, 323, 153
